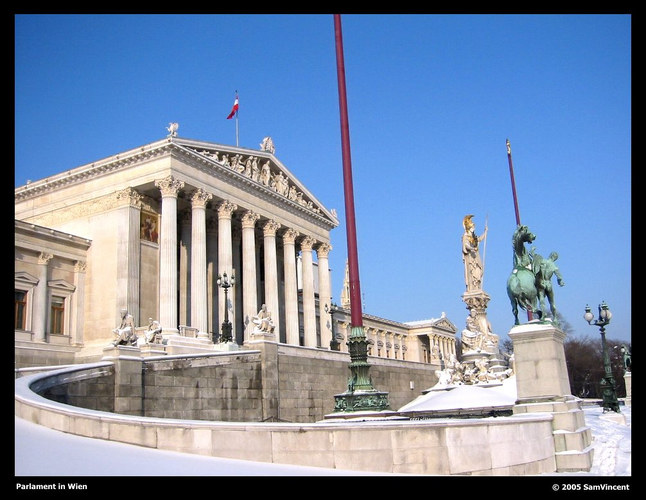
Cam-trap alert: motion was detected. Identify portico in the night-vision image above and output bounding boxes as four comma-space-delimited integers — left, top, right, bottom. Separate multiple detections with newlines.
14, 136, 338, 354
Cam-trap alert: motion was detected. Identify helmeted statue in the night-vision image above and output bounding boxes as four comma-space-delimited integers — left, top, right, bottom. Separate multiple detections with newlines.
462, 215, 487, 292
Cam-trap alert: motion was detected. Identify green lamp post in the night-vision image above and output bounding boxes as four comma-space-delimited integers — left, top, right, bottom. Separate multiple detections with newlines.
584, 301, 620, 413
217, 272, 235, 343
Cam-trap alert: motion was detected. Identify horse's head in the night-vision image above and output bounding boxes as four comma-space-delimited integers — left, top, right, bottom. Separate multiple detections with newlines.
514, 225, 536, 244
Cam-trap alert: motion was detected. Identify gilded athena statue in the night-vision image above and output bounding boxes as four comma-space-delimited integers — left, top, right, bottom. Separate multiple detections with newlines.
462, 215, 487, 292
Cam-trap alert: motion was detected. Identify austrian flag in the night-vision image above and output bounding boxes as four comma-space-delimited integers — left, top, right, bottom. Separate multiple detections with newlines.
226, 94, 239, 119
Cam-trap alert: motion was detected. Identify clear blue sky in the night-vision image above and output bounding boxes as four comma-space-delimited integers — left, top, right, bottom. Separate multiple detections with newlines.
14, 14, 631, 342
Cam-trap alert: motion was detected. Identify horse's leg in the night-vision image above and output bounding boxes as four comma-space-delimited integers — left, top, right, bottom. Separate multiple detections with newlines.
511, 298, 519, 325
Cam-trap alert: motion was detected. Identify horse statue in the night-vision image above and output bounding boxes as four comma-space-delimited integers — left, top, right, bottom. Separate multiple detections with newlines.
506, 225, 540, 324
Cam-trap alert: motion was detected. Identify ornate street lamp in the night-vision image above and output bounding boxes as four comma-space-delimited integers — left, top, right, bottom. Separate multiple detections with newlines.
325, 302, 341, 351
584, 302, 620, 412
217, 272, 235, 343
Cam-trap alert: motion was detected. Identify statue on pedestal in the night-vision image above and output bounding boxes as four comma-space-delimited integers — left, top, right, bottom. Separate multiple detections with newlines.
506, 224, 565, 325
143, 317, 163, 344
462, 215, 487, 292
460, 215, 498, 354
251, 304, 275, 334
111, 308, 137, 346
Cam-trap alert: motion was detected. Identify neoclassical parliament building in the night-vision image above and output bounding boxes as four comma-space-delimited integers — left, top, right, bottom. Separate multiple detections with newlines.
15, 133, 457, 369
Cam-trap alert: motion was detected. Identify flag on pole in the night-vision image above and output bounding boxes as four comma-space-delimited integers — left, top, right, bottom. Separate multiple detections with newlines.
226, 93, 239, 119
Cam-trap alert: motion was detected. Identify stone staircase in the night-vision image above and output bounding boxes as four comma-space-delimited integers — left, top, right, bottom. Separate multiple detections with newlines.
514, 395, 594, 472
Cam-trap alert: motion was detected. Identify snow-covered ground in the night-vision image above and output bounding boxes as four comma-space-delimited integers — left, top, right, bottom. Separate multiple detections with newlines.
15, 403, 630, 477
567, 404, 631, 477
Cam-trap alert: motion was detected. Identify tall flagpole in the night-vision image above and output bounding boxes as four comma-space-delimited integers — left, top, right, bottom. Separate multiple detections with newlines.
331, 14, 389, 414
506, 139, 521, 226
334, 15, 362, 329
227, 91, 239, 146
506, 138, 532, 320
235, 90, 239, 147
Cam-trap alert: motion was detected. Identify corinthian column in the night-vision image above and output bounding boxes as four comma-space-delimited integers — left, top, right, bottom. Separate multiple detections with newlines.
282, 228, 300, 345
217, 200, 237, 340
317, 243, 333, 349
190, 188, 212, 338
155, 176, 184, 334
301, 236, 317, 347
241, 211, 260, 342
263, 220, 281, 338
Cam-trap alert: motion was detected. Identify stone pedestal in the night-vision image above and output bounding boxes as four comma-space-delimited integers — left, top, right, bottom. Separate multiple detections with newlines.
101, 344, 140, 358
460, 350, 492, 369
509, 321, 594, 473
508, 322, 571, 403
139, 344, 167, 358
249, 329, 276, 342
213, 341, 240, 352
101, 345, 143, 416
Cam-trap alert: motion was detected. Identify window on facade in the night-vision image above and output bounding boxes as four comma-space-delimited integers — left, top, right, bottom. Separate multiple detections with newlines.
51, 296, 65, 334
15, 290, 26, 330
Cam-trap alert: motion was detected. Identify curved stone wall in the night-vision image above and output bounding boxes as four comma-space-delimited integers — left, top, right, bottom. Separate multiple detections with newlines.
15, 362, 558, 475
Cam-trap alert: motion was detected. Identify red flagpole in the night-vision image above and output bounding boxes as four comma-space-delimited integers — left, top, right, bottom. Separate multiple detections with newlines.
334, 14, 363, 328
506, 138, 532, 321
506, 138, 521, 226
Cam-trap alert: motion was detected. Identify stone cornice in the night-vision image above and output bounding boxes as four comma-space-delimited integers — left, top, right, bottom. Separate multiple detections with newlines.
15, 136, 339, 232
15, 138, 172, 201
15, 220, 92, 249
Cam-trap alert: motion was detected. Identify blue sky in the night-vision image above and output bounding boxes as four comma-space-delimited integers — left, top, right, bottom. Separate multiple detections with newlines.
14, 14, 631, 342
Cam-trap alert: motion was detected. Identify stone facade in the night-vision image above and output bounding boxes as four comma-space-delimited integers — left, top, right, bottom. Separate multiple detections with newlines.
15, 135, 457, 370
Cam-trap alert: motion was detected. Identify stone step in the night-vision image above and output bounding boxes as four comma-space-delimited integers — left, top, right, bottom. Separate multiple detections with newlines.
553, 426, 593, 452
552, 408, 587, 432
555, 445, 594, 472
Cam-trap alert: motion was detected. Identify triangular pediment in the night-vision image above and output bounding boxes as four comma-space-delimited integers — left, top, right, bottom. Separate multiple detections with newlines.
432, 317, 457, 333
173, 138, 339, 228
15, 271, 39, 286
48, 279, 76, 292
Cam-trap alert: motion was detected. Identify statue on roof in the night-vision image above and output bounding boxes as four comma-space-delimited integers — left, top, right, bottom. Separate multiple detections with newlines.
260, 136, 275, 154
166, 122, 179, 137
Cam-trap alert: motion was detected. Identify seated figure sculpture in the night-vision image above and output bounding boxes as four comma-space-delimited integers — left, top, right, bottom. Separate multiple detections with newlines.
112, 308, 137, 346
143, 317, 163, 344
251, 304, 275, 334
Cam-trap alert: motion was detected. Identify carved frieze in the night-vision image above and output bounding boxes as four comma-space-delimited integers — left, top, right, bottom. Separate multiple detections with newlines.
188, 145, 322, 215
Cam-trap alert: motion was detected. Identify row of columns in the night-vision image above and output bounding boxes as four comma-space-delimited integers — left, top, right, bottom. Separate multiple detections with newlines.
153, 176, 333, 348
430, 334, 457, 361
